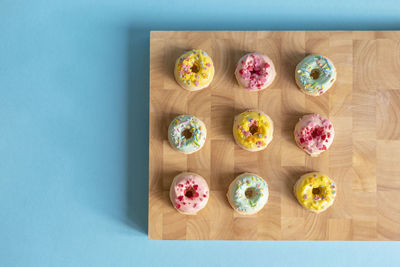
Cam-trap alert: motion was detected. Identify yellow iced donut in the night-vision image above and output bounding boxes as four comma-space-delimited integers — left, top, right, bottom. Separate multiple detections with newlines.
174, 49, 214, 91
294, 172, 337, 213
233, 109, 273, 151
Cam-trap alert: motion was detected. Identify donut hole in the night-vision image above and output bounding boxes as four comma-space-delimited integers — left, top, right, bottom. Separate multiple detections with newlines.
182, 129, 193, 139
249, 125, 259, 135
185, 187, 195, 198
311, 129, 318, 138
312, 187, 321, 195
245, 187, 256, 199
310, 69, 321, 80
191, 64, 200, 73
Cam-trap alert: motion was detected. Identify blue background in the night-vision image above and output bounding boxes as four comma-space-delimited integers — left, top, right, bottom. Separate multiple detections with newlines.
1, 0, 400, 266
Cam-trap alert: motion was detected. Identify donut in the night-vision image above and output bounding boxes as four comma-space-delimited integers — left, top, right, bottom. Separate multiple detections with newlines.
174, 49, 215, 91
168, 115, 207, 154
169, 172, 209, 215
293, 172, 337, 213
295, 54, 336, 96
233, 109, 273, 151
227, 173, 269, 215
294, 113, 334, 157
234, 52, 276, 91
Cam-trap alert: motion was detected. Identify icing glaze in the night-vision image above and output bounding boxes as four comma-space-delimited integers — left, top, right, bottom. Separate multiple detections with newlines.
294, 113, 334, 157
169, 172, 209, 214
294, 172, 336, 213
234, 52, 276, 91
227, 173, 269, 215
295, 54, 336, 96
233, 109, 273, 151
168, 115, 207, 154
174, 49, 214, 91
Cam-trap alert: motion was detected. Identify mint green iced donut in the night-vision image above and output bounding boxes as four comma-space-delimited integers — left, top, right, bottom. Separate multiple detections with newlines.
168, 115, 207, 154
227, 173, 269, 214
295, 55, 337, 96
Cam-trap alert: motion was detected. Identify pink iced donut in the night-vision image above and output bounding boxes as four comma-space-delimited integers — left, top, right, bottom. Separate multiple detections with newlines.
234, 52, 276, 91
294, 114, 335, 157
169, 172, 209, 215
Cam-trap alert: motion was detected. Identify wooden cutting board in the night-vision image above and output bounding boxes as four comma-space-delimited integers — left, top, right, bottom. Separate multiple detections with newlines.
148, 31, 400, 240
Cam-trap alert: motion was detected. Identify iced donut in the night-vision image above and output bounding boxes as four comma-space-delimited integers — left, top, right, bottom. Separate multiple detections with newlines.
233, 109, 273, 151
295, 54, 336, 96
168, 115, 207, 154
294, 172, 337, 213
170, 172, 210, 215
234, 52, 276, 91
294, 113, 334, 157
227, 173, 269, 215
174, 49, 215, 91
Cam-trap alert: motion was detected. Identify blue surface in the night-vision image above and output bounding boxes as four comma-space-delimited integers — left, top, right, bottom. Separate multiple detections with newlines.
1, 0, 400, 266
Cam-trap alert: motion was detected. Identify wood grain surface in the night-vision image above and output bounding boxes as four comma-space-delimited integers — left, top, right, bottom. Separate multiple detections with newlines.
148, 31, 400, 240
